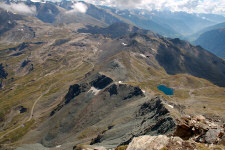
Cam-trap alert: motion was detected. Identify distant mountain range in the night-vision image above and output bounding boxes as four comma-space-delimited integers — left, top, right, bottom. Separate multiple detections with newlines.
0, 8, 35, 43
102, 7, 225, 38
1, 0, 225, 39
77, 22, 160, 38
194, 27, 225, 58
1, 0, 225, 57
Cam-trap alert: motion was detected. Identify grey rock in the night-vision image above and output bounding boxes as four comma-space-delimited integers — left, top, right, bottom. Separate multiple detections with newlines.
205, 129, 221, 144
91, 97, 176, 147
126, 135, 196, 150
219, 134, 225, 146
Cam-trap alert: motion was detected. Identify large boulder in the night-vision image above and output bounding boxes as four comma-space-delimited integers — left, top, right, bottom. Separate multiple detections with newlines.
126, 135, 169, 150
205, 129, 221, 144
126, 135, 196, 150
175, 114, 225, 144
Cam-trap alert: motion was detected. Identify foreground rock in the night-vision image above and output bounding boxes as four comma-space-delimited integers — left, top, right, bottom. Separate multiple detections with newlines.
78, 135, 225, 150
126, 135, 225, 150
90, 96, 176, 147
175, 114, 225, 144
126, 135, 195, 150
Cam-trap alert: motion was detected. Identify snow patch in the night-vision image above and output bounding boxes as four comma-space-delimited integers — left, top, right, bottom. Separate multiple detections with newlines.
56, 145, 61, 148
168, 104, 174, 109
88, 87, 101, 95
122, 42, 127, 46
140, 54, 146, 58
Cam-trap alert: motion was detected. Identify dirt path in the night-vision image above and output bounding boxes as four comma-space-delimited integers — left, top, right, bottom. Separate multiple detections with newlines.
28, 84, 54, 121
0, 59, 95, 140
0, 84, 54, 139
0, 124, 23, 140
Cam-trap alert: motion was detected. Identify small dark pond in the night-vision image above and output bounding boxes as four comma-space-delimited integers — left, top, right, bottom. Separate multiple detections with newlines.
157, 85, 174, 95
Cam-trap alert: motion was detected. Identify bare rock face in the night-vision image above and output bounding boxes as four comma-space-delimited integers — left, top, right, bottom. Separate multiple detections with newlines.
205, 129, 221, 144
126, 135, 196, 150
0, 63, 8, 89
174, 114, 225, 144
219, 134, 225, 146
127, 135, 169, 150
90, 75, 113, 89
0, 63, 8, 80
17, 60, 34, 76
194, 115, 206, 123
90, 96, 176, 147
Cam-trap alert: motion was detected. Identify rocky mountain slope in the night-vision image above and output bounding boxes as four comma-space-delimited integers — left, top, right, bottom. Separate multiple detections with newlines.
31, 1, 108, 26
189, 21, 225, 41
0, 21, 224, 149
0, 8, 35, 43
104, 8, 225, 38
3, 0, 225, 39
58, 1, 128, 25
0, 8, 22, 35
194, 28, 225, 58
78, 25, 225, 87
77, 22, 160, 38
0, 1, 225, 150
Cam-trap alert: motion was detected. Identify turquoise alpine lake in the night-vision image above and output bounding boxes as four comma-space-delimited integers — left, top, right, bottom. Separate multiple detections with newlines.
157, 85, 174, 95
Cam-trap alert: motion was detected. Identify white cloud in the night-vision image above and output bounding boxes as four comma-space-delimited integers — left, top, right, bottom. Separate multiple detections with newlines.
0, 2, 36, 15
79, 0, 225, 15
30, 0, 41, 2
2, 0, 223, 15
66, 2, 88, 13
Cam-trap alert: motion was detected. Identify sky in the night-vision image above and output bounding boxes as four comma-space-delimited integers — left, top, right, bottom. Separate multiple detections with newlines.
0, 0, 225, 15
80, 0, 225, 15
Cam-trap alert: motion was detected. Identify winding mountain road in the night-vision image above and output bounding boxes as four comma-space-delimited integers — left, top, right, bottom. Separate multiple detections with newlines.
0, 84, 54, 140
0, 59, 95, 140
28, 84, 54, 121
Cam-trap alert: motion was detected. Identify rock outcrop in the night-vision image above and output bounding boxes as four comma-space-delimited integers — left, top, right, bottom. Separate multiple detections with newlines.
0, 63, 8, 89
126, 135, 225, 150
78, 109, 225, 149
74, 134, 225, 150
175, 114, 225, 144
0, 64, 8, 80
77, 22, 157, 39
50, 74, 112, 116
90, 75, 113, 89
126, 135, 195, 150
17, 60, 34, 76
90, 96, 176, 147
